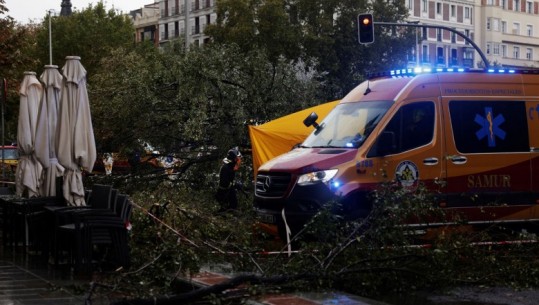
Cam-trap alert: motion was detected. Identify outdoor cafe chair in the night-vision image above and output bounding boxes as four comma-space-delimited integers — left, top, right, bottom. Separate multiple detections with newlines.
52, 193, 132, 272
48, 184, 117, 265
57, 209, 130, 273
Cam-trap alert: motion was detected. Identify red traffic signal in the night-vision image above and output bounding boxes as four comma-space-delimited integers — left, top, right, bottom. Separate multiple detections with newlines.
358, 13, 374, 44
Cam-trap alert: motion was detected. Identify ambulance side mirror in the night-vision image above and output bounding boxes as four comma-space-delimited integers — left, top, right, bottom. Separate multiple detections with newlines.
303, 112, 319, 128
303, 112, 325, 135
376, 131, 396, 156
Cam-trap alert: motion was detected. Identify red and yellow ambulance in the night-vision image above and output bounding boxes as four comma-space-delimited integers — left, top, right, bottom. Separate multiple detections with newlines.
254, 68, 539, 239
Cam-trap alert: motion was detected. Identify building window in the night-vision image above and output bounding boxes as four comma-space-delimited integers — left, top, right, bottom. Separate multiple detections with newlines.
451, 49, 458, 66
501, 0, 508, 9
451, 5, 456, 17
526, 1, 533, 13
492, 18, 499, 31
437, 47, 444, 64
501, 45, 507, 57
464, 7, 470, 19
422, 45, 428, 63
436, 2, 442, 15
486, 43, 491, 55
513, 46, 520, 59
513, 0, 520, 11
437, 28, 442, 41
513, 22, 520, 35
487, 18, 491, 31
527, 25, 533, 37
526, 48, 533, 60
493, 43, 500, 55
422, 0, 427, 12
501, 21, 507, 33
407, 0, 413, 10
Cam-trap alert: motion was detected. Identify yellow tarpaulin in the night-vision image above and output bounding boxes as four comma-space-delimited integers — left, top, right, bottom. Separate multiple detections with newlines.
248, 100, 339, 177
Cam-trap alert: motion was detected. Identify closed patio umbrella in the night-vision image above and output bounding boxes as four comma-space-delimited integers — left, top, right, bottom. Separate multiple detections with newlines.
57, 56, 96, 206
15, 72, 43, 197
35, 65, 65, 197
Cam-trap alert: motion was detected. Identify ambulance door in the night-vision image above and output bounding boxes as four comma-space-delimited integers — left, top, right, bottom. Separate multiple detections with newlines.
443, 99, 532, 221
367, 100, 445, 194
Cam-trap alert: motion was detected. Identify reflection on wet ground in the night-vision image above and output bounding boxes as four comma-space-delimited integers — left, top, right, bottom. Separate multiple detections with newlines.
0, 243, 113, 305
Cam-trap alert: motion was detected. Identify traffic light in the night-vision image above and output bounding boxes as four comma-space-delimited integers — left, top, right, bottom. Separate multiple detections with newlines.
358, 13, 374, 44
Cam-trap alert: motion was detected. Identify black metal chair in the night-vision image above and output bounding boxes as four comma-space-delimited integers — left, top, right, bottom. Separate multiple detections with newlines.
53, 192, 132, 273
48, 184, 116, 266
58, 210, 129, 273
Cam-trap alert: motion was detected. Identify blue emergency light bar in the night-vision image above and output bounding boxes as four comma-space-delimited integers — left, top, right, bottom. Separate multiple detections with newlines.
368, 67, 539, 79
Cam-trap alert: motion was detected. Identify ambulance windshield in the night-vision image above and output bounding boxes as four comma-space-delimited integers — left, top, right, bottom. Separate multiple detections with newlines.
302, 101, 392, 148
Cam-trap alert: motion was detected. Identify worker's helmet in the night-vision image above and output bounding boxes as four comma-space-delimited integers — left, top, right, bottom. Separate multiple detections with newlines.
224, 147, 242, 164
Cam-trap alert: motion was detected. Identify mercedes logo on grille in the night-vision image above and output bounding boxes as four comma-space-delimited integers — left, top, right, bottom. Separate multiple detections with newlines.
260, 176, 271, 193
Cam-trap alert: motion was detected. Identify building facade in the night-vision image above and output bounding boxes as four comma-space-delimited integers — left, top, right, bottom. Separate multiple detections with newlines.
157, 0, 217, 47
407, 0, 477, 68
407, 0, 539, 68
130, 2, 160, 47
132, 0, 539, 68
477, 0, 539, 68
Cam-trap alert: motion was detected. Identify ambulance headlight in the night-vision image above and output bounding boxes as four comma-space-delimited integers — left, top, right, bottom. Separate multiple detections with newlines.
297, 169, 338, 186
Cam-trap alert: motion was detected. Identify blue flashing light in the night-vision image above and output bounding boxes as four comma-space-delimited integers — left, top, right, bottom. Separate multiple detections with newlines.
332, 181, 341, 189
345, 142, 354, 148
371, 66, 539, 80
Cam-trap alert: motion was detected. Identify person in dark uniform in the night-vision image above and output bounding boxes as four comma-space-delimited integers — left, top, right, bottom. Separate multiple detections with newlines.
215, 147, 242, 211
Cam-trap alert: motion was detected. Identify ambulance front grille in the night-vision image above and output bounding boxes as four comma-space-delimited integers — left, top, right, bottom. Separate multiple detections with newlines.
255, 173, 291, 197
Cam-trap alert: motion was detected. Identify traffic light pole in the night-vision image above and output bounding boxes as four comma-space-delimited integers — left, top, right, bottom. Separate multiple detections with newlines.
373, 22, 489, 69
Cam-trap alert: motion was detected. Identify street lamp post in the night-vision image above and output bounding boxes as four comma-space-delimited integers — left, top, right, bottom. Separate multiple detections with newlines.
48, 9, 56, 65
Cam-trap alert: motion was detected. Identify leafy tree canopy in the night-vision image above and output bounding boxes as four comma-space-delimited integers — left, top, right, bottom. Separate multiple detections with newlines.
207, 0, 414, 98
0, 1, 40, 143
32, 2, 135, 77
90, 40, 324, 164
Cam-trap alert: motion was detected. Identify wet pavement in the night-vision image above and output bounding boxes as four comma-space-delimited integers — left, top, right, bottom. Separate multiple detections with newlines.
0, 259, 86, 305
0, 245, 114, 305
0, 248, 387, 305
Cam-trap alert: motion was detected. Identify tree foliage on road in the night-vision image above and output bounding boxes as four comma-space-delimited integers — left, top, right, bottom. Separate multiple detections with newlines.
90, 181, 539, 304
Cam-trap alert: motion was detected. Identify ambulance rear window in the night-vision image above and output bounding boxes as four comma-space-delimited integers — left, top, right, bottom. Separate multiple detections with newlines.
449, 100, 529, 153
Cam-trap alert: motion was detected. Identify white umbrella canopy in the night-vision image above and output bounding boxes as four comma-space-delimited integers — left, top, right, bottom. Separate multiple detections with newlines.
56, 56, 97, 206
15, 71, 43, 198
35, 65, 65, 197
